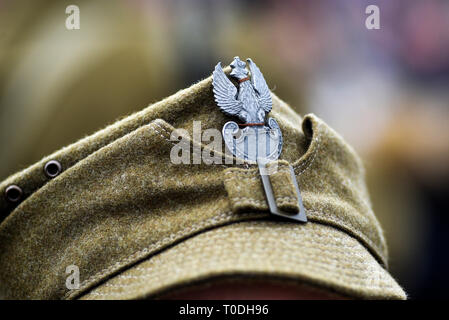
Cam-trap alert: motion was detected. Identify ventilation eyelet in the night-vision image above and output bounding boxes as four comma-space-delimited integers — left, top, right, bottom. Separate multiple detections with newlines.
44, 160, 62, 178
5, 185, 23, 203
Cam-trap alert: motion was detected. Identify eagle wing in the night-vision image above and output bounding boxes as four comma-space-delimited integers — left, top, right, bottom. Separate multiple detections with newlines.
247, 58, 272, 113
212, 62, 242, 117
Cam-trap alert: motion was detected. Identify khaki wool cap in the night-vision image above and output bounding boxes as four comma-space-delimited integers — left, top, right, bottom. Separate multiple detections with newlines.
0, 66, 406, 300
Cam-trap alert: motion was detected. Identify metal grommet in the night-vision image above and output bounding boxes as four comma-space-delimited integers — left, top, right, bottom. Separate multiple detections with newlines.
44, 160, 62, 178
5, 185, 23, 203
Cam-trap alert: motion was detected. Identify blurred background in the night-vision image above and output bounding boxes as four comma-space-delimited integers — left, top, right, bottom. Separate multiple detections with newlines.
0, 0, 448, 299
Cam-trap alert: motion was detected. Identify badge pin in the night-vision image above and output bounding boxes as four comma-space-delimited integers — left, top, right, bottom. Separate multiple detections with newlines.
213, 57, 306, 223
212, 57, 282, 162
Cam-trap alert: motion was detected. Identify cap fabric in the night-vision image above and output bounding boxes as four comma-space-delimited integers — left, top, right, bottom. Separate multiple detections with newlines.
0, 67, 406, 300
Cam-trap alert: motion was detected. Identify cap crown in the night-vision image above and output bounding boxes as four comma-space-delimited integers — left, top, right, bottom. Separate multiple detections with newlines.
0, 68, 386, 299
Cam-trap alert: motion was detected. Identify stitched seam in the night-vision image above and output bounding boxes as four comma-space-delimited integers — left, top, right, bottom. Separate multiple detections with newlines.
84, 226, 394, 297
233, 200, 267, 207
224, 176, 260, 182
63, 210, 263, 300
306, 209, 385, 265
118, 229, 362, 251
232, 197, 264, 201
208, 201, 382, 264
104, 251, 386, 286
227, 200, 384, 265
268, 169, 291, 174
308, 209, 381, 256
275, 196, 297, 202
96, 253, 390, 292
277, 201, 297, 208
78, 208, 388, 299
293, 122, 322, 176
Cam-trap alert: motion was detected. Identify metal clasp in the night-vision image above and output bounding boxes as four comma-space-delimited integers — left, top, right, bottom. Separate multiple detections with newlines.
257, 159, 307, 223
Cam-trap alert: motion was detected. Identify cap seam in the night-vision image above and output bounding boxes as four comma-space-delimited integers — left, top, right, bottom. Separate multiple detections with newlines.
80, 223, 400, 300
64, 207, 385, 300
62, 210, 264, 300
306, 210, 387, 267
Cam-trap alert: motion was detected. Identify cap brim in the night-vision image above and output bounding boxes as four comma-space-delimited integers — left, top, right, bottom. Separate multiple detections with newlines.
79, 221, 406, 300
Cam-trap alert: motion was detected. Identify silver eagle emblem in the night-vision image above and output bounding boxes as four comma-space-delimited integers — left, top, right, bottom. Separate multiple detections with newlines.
212, 57, 307, 223
212, 57, 283, 162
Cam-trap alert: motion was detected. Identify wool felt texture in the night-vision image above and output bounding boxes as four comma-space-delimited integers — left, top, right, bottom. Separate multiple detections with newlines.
0, 67, 406, 300
81, 222, 404, 300
224, 161, 301, 214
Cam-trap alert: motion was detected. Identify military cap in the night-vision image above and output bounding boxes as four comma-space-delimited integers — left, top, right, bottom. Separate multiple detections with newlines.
0, 64, 406, 299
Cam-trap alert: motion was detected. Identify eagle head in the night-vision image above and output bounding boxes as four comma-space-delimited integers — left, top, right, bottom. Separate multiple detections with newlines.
230, 56, 249, 80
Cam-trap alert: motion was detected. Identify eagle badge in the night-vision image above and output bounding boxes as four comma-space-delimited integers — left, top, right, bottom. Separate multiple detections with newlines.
212, 57, 282, 162
212, 57, 307, 223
